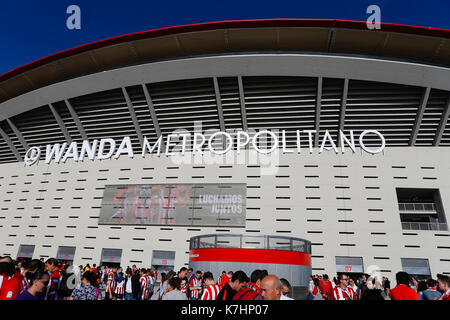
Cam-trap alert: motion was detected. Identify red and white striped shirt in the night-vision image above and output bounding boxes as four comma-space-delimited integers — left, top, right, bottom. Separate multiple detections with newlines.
201, 284, 221, 300
105, 271, 116, 293
139, 275, 150, 300
115, 280, 125, 295
190, 277, 201, 299
181, 279, 187, 294
329, 286, 357, 300
20, 274, 29, 292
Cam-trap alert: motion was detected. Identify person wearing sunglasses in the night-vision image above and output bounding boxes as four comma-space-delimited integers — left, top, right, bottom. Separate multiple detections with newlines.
348, 278, 359, 296
14, 271, 50, 300
329, 274, 358, 300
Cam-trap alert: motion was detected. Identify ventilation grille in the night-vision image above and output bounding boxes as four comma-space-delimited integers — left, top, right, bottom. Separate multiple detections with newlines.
345, 80, 423, 146
244, 76, 317, 148
0, 76, 449, 164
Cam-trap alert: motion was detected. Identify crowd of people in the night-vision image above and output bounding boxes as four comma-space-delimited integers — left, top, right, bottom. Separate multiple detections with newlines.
308, 272, 450, 300
1, 255, 449, 301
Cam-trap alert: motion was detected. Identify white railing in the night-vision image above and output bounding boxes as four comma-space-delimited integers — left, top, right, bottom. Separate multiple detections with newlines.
398, 202, 437, 213
401, 222, 448, 231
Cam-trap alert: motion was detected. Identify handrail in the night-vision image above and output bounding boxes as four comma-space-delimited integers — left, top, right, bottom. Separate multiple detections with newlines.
190, 234, 311, 253
401, 222, 448, 231
398, 202, 437, 212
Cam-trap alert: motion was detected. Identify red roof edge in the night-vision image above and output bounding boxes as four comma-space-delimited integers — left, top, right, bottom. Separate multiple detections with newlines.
1, 18, 449, 84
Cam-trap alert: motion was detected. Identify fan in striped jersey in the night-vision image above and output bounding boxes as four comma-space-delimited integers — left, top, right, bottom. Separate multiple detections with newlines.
200, 272, 220, 300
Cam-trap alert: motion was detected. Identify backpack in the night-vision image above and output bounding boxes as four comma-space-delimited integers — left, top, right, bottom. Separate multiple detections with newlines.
233, 288, 261, 300
58, 273, 75, 297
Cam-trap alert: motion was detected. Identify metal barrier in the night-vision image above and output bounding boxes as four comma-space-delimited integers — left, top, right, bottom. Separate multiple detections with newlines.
401, 222, 448, 231
398, 202, 436, 213
190, 234, 312, 253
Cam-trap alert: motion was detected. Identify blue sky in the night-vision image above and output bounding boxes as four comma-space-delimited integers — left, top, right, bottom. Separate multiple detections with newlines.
0, 0, 448, 74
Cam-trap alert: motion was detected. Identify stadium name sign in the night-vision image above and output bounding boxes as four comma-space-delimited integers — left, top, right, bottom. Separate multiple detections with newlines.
24, 129, 386, 166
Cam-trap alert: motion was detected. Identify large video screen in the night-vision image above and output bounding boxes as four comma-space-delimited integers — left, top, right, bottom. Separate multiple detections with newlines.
98, 183, 246, 227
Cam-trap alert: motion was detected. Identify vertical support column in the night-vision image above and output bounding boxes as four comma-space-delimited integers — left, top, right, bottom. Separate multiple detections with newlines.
434, 94, 450, 146
6, 118, 29, 151
49, 103, 72, 143
237, 76, 248, 131
0, 127, 22, 161
337, 79, 349, 147
213, 77, 226, 132
122, 87, 144, 148
64, 99, 87, 140
314, 77, 323, 147
142, 84, 162, 138
410, 87, 431, 146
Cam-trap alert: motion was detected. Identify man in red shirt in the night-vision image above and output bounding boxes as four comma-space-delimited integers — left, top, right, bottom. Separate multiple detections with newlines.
44, 258, 62, 300
233, 269, 265, 300
319, 274, 333, 299
189, 270, 202, 300
217, 271, 227, 288
0, 261, 23, 300
389, 272, 420, 300
92, 264, 98, 275
218, 271, 231, 289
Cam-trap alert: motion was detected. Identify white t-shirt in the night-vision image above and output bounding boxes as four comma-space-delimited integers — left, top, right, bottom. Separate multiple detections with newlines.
280, 295, 294, 300
309, 280, 314, 292
125, 276, 132, 293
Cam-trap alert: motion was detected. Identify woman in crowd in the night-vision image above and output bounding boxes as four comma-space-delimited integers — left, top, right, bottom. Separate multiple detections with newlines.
160, 270, 176, 299
311, 278, 324, 300
161, 277, 187, 300
69, 271, 98, 300
14, 271, 49, 300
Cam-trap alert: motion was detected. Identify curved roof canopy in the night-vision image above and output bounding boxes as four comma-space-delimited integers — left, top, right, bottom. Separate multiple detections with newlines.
1, 19, 450, 104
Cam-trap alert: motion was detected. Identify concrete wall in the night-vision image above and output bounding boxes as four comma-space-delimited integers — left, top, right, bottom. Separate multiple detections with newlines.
0, 147, 449, 284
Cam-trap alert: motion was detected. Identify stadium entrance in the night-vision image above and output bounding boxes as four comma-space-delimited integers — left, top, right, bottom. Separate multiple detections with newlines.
152, 250, 175, 280
100, 248, 122, 268
56, 246, 76, 266
336, 256, 365, 280
16, 245, 35, 263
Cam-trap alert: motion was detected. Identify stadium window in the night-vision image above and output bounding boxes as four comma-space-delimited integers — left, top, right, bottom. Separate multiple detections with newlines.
397, 188, 448, 232
100, 248, 122, 267
401, 258, 431, 280
17, 245, 35, 262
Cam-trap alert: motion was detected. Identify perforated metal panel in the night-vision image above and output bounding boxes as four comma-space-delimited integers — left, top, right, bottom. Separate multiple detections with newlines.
345, 80, 423, 146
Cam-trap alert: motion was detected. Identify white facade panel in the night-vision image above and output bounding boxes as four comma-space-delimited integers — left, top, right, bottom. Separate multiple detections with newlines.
0, 147, 449, 281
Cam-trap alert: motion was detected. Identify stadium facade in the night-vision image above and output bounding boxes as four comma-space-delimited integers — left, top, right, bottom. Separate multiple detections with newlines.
0, 19, 449, 283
